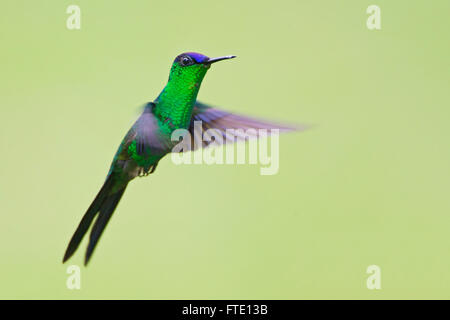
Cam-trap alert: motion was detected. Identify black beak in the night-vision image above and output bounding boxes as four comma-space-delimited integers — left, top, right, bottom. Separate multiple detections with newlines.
205, 55, 236, 65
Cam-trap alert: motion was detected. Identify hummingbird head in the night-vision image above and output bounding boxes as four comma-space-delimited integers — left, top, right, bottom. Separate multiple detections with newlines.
158, 52, 236, 110
168, 52, 236, 83
174, 52, 236, 68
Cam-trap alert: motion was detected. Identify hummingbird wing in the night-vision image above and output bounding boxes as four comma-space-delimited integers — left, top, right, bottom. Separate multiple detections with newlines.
134, 102, 173, 156
186, 101, 307, 150
114, 102, 172, 163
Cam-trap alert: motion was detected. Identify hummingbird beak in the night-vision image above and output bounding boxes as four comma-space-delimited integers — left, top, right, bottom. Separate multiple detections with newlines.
205, 55, 236, 65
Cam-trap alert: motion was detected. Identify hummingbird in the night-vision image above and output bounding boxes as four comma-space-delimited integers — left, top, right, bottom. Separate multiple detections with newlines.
63, 52, 300, 265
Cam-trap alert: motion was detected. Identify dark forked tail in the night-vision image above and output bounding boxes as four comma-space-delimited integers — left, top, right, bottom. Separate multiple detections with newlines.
63, 175, 127, 265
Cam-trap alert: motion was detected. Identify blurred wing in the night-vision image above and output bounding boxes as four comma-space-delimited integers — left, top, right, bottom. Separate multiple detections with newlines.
187, 101, 308, 150
134, 102, 173, 155
115, 102, 171, 162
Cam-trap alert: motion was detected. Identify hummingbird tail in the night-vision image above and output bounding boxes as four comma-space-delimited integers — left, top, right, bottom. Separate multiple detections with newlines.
63, 174, 128, 265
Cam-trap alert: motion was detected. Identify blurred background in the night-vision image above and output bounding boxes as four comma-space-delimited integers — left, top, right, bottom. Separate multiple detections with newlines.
0, 0, 449, 299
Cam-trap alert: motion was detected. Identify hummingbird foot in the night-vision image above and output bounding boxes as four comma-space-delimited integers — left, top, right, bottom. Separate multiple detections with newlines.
138, 162, 159, 177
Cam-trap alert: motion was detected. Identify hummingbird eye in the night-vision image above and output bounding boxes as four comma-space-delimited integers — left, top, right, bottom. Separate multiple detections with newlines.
180, 56, 195, 67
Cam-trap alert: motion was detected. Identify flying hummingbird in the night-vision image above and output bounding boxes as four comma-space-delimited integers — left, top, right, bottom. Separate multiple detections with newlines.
63, 52, 301, 265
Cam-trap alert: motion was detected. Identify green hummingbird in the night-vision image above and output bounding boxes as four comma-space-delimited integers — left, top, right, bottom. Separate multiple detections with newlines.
63, 52, 299, 265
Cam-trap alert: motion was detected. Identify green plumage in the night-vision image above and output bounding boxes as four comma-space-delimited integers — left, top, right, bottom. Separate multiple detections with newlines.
154, 62, 209, 131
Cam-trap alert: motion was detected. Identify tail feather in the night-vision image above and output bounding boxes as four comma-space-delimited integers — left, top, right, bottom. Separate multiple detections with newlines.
85, 188, 126, 265
63, 175, 127, 264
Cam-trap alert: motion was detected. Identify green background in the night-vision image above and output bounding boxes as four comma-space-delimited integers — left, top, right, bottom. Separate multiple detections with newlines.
1, 0, 449, 299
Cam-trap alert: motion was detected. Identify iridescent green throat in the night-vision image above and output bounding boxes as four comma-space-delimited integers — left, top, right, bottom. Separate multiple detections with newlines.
154, 62, 209, 131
